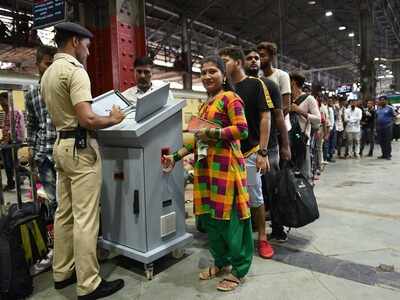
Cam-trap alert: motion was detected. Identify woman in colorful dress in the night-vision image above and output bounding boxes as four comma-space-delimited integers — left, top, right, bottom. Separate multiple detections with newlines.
162, 56, 253, 292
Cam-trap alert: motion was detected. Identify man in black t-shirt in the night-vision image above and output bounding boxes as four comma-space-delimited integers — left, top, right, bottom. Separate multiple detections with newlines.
244, 49, 291, 243
360, 100, 376, 157
219, 47, 274, 259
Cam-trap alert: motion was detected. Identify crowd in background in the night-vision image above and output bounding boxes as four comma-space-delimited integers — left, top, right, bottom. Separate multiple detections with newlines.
309, 94, 400, 182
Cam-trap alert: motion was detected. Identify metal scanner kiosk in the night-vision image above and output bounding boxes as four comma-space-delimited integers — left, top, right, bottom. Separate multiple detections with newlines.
92, 84, 193, 279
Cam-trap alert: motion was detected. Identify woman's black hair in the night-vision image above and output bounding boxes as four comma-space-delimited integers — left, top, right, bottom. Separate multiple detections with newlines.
200, 56, 235, 92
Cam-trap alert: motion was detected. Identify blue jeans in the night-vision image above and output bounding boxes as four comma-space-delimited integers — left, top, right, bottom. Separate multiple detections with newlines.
377, 125, 393, 158
245, 153, 264, 208
1, 147, 14, 186
328, 126, 337, 158
360, 127, 374, 156
37, 157, 57, 220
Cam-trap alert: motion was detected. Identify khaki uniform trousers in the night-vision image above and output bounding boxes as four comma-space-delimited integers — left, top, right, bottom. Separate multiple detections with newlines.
52, 138, 102, 296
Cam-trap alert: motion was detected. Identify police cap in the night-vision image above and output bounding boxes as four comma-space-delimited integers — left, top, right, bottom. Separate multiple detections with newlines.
55, 22, 93, 39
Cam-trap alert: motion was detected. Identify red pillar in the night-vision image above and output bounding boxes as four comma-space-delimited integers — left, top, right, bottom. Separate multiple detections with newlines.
84, 0, 146, 97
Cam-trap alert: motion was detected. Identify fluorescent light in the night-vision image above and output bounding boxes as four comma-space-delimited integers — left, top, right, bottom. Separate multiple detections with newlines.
325, 11, 333, 16
153, 59, 173, 67
169, 82, 183, 89
192, 66, 201, 73
348, 32, 355, 37
193, 85, 206, 92
308, 1, 316, 4
374, 57, 379, 61
338, 26, 346, 31
357, 43, 361, 47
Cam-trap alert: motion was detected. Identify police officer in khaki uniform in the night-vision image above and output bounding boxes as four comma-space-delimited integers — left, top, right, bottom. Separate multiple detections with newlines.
41, 22, 125, 299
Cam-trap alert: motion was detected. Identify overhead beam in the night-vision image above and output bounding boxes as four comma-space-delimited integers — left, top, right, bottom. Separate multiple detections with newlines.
302, 64, 355, 73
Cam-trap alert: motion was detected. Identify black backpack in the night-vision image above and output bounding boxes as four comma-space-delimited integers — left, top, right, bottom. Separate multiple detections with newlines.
271, 161, 319, 228
289, 94, 309, 170
0, 214, 33, 300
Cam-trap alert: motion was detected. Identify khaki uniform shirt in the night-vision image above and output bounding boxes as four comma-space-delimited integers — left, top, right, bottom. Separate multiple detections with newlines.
41, 53, 92, 131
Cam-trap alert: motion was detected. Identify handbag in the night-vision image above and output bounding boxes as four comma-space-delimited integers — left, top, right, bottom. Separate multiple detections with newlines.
271, 161, 319, 228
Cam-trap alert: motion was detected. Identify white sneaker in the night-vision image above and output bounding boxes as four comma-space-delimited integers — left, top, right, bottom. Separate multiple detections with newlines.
30, 257, 52, 276
47, 249, 54, 260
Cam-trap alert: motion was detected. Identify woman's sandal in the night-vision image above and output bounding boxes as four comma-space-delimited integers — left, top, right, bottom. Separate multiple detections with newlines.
199, 266, 220, 280
217, 275, 241, 292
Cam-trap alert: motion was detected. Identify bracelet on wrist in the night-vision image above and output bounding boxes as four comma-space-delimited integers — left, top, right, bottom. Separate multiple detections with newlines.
172, 151, 182, 162
206, 128, 221, 139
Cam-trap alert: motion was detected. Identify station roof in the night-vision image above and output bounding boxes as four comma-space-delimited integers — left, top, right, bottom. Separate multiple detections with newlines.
145, 0, 400, 82
0, 0, 399, 84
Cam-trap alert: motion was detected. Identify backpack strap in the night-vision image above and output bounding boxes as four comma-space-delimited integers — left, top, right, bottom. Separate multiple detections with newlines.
31, 220, 47, 258
291, 94, 310, 135
20, 224, 33, 265
295, 93, 309, 105
249, 76, 275, 109
0, 232, 12, 293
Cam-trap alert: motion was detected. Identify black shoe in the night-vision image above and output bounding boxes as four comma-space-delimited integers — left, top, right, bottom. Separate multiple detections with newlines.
265, 211, 271, 222
327, 158, 336, 163
78, 279, 124, 300
268, 231, 288, 243
377, 156, 385, 159
3, 184, 15, 191
54, 273, 77, 289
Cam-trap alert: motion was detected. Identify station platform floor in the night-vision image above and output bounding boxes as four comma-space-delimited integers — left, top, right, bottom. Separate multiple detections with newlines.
3, 142, 400, 300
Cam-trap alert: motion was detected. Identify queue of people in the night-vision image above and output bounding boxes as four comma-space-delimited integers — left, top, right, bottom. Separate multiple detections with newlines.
311, 94, 398, 181
1, 21, 399, 298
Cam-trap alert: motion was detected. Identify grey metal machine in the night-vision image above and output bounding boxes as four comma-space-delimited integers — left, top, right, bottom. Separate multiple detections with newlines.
92, 83, 193, 279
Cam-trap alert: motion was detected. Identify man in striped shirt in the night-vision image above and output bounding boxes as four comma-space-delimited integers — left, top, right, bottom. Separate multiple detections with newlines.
25, 45, 58, 218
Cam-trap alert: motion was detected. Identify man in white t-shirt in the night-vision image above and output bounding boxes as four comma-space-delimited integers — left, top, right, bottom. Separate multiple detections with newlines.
289, 73, 321, 180
344, 99, 362, 158
257, 42, 291, 130
122, 56, 174, 104
335, 100, 346, 158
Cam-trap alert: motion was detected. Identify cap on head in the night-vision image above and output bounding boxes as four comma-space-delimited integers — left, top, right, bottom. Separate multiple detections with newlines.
55, 22, 93, 39
379, 95, 387, 101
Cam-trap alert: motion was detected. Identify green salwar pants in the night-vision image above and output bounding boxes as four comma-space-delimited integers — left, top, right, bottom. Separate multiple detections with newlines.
201, 209, 253, 278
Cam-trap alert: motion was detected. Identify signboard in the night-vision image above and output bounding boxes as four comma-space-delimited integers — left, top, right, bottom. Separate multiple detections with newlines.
33, 0, 66, 29
336, 84, 353, 94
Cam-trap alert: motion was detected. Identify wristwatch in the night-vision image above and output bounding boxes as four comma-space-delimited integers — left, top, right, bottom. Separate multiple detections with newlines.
257, 149, 268, 157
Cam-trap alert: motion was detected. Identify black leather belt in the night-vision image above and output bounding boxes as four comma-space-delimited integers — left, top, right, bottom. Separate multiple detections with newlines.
59, 131, 75, 139
59, 130, 97, 139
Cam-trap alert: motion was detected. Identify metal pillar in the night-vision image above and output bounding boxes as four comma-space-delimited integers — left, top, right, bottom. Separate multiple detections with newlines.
358, 0, 376, 101
181, 16, 192, 90
84, 0, 146, 96
393, 61, 400, 90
